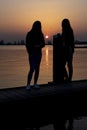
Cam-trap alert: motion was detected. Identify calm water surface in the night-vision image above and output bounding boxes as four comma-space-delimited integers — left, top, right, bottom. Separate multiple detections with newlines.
0, 45, 87, 89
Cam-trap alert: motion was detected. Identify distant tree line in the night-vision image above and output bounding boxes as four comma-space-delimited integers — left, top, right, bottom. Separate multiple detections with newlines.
0, 39, 87, 46
75, 40, 87, 45
0, 39, 53, 45
0, 40, 25, 45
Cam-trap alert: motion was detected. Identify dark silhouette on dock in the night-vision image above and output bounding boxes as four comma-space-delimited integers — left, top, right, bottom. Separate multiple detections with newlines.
62, 18, 75, 82
53, 18, 75, 130
26, 20, 45, 90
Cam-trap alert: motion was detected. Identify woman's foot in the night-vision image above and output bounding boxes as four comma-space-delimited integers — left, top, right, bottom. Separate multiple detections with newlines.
26, 84, 31, 90
34, 84, 40, 89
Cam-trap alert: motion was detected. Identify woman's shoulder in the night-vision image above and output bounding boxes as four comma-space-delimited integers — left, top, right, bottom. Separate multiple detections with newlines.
27, 30, 32, 35
26, 30, 33, 38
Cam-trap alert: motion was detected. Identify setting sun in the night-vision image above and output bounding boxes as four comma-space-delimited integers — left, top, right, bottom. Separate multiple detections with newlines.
45, 35, 49, 39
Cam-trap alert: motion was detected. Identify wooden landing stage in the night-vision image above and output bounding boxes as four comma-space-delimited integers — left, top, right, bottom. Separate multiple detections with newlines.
0, 79, 87, 127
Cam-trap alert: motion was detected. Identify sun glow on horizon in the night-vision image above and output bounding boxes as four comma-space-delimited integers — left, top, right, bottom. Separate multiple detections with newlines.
45, 35, 49, 39
0, 0, 87, 42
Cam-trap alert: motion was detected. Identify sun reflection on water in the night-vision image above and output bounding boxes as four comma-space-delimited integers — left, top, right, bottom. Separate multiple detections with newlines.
45, 47, 49, 66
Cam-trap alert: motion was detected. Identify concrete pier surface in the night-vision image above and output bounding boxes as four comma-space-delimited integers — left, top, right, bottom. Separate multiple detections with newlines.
0, 79, 87, 128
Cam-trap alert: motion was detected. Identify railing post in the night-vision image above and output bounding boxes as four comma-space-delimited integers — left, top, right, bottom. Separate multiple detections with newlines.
53, 34, 65, 83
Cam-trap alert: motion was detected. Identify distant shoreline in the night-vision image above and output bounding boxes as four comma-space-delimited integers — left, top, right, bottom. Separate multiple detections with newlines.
75, 46, 87, 48
0, 44, 87, 48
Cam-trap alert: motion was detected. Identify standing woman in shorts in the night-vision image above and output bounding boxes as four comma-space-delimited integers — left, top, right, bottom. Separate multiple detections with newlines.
62, 18, 75, 82
26, 21, 45, 90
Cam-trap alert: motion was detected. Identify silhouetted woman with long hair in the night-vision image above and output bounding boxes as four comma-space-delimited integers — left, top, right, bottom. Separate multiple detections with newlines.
62, 18, 75, 81
26, 21, 45, 90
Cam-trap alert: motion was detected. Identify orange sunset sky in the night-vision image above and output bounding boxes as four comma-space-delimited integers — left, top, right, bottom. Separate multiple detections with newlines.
0, 0, 87, 42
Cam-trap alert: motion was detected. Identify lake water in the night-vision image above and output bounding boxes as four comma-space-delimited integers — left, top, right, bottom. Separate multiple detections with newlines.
0, 45, 87, 89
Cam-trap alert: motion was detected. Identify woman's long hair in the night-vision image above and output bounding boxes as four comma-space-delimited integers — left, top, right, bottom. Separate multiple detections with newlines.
32, 21, 42, 34
62, 18, 73, 34
62, 18, 74, 44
